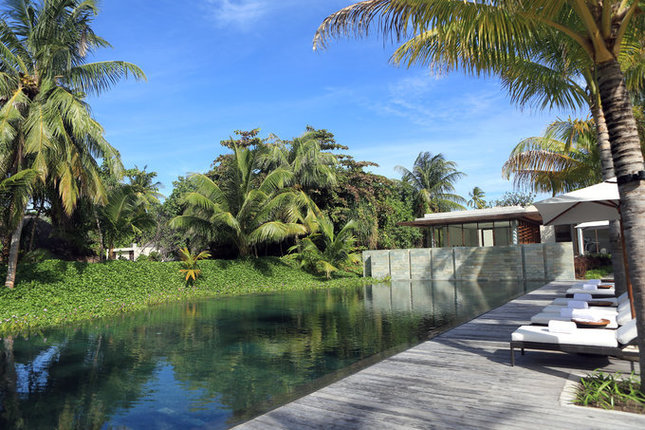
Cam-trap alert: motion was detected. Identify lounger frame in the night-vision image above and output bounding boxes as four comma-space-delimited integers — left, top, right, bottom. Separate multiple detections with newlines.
510, 340, 638, 366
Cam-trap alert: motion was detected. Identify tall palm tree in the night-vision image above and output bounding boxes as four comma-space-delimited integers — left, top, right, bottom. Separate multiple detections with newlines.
467, 187, 486, 209
503, 119, 603, 196
0, 0, 145, 287
396, 152, 465, 216
315, 1, 645, 387
171, 145, 309, 257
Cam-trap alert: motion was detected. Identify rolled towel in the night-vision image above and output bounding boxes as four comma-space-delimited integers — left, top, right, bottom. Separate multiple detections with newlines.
548, 320, 577, 334
571, 309, 600, 321
573, 293, 593, 301
560, 308, 573, 318
582, 283, 598, 291
568, 300, 588, 309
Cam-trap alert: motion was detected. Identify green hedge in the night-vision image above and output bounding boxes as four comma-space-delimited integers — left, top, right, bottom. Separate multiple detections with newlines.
0, 258, 373, 335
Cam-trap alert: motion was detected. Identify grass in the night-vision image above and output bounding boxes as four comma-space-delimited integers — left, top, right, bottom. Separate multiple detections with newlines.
0, 258, 376, 336
576, 371, 645, 414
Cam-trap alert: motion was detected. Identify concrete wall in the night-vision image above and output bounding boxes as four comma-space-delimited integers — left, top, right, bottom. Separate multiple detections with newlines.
363, 242, 575, 281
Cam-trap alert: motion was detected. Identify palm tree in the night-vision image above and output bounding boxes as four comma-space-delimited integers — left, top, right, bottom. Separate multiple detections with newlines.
171, 145, 309, 257
467, 187, 486, 209
125, 166, 164, 209
99, 186, 156, 259
396, 152, 465, 216
315, 0, 645, 388
0, 0, 145, 287
503, 119, 603, 196
288, 217, 361, 279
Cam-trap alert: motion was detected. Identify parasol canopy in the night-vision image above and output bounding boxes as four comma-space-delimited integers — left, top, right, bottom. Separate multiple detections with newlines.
533, 179, 619, 226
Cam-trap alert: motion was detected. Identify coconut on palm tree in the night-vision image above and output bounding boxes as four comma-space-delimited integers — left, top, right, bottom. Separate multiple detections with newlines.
0, 0, 145, 287
396, 152, 465, 216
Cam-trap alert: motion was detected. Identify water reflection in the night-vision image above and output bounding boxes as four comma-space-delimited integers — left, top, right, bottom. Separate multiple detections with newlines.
0, 280, 540, 429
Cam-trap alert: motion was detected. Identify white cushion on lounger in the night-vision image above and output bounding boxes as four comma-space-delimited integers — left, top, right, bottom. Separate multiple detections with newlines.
530, 313, 618, 328
511, 325, 618, 348
552, 297, 618, 306
542, 305, 617, 315
566, 287, 615, 296
617, 319, 638, 345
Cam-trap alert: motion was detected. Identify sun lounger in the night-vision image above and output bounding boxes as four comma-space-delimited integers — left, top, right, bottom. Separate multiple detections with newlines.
565, 287, 615, 297
510, 319, 638, 366
552, 291, 628, 307
541, 300, 630, 317
530, 312, 618, 328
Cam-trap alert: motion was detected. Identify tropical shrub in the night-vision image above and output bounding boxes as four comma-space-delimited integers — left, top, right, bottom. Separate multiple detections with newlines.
178, 248, 211, 285
288, 218, 361, 278
576, 371, 645, 413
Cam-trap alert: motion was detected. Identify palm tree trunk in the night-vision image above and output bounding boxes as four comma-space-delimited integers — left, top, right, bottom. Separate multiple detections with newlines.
4, 211, 25, 289
596, 59, 645, 390
93, 207, 105, 262
589, 99, 626, 295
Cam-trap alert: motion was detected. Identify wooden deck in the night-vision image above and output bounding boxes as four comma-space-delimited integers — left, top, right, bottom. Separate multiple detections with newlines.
236, 281, 644, 429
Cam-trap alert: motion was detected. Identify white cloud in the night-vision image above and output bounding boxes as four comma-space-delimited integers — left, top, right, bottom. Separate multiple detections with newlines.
205, 0, 272, 28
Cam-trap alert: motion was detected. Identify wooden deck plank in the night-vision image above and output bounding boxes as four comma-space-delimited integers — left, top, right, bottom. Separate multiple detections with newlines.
235, 281, 644, 429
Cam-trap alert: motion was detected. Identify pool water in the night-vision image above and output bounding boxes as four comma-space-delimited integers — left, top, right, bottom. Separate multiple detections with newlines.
0, 280, 540, 429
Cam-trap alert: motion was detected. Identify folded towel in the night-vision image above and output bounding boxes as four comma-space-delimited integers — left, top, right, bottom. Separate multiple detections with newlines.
568, 300, 588, 309
560, 308, 573, 318
582, 284, 598, 291
587, 279, 602, 285
571, 309, 600, 321
573, 293, 593, 301
548, 320, 577, 334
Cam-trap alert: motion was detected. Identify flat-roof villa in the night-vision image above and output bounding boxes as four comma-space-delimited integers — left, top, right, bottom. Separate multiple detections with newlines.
363, 205, 605, 282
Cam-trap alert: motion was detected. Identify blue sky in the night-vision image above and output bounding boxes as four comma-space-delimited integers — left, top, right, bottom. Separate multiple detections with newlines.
88, 0, 578, 203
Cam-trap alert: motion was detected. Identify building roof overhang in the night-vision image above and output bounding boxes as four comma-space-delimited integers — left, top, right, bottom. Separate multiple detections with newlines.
398, 205, 543, 227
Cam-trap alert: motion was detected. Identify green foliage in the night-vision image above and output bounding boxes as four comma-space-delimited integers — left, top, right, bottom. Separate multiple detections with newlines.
147, 251, 163, 262
502, 119, 604, 196
287, 218, 360, 278
490, 191, 535, 207
21, 249, 55, 264
396, 152, 466, 216
178, 248, 211, 284
576, 371, 645, 413
468, 187, 487, 209
171, 144, 309, 257
585, 267, 613, 280
99, 186, 156, 256
0, 258, 373, 335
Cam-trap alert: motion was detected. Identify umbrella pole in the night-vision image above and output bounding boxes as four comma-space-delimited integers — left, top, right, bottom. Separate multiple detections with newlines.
618, 209, 636, 319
